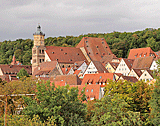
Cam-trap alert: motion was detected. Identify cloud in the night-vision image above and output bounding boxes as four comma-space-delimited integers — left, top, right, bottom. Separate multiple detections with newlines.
1, 0, 160, 41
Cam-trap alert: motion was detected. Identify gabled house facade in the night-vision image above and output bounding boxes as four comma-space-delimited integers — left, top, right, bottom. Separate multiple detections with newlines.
128, 69, 142, 79
83, 61, 108, 77
105, 62, 119, 73
115, 59, 134, 76
139, 70, 153, 82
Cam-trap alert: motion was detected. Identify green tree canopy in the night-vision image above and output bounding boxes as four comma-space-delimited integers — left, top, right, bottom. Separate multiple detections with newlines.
23, 81, 87, 125
17, 68, 29, 79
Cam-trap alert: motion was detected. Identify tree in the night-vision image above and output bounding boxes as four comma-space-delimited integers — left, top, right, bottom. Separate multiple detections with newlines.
149, 60, 160, 125
104, 80, 153, 123
17, 68, 29, 79
23, 81, 86, 125
90, 94, 143, 125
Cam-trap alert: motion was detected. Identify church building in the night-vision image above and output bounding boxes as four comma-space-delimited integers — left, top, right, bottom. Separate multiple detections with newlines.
32, 25, 114, 75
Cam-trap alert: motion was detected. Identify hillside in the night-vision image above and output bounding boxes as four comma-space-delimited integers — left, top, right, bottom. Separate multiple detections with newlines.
0, 28, 160, 65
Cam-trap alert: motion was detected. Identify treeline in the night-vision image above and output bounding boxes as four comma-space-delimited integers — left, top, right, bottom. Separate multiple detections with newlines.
0, 28, 160, 65
0, 66, 160, 125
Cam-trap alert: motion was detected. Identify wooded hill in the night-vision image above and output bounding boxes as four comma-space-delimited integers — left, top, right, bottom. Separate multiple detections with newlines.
0, 28, 160, 65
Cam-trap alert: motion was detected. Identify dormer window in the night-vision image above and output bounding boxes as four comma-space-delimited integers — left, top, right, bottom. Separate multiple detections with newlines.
52, 52, 54, 54
96, 46, 98, 48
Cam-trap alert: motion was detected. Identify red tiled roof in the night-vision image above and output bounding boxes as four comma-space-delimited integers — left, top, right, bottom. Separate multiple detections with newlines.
53, 74, 81, 85
120, 76, 138, 83
92, 61, 108, 73
74, 70, 81, 75
33, 61, 58, 76
132, 56, 154, 69
76, 37, 113, 61
73, 61, 86, 69
122, 58, 134, 70
54, 81, 66, 87
71, 84, 101, 101
109, 62, 119, 70
61, 67, 72, 75
51, 81, 101, 101
155, 51, 160, 57
132, 69, 142, 77
81, 73, 114, 86
45, 46, 87, 63
0, 64, 32, 75
100, 54, 117, 64
128, 47, 157, 59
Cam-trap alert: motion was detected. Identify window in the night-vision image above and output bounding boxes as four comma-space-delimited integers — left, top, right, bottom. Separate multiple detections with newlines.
140, 55, 141, 57
39, 50, 41, 54
42, 59, 44, 62
42, 50, 44, 54
86, 89, 88, 92
91, 89, 93, 92
144, 74, 147, 76
40, 59, 42, 63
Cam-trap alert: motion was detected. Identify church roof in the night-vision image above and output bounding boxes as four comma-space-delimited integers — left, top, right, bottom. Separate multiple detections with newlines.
76, 37, 113, 61
45, 46, 87, 64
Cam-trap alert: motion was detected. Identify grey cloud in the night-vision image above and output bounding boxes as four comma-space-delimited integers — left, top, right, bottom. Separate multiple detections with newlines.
1, 0, 160, 41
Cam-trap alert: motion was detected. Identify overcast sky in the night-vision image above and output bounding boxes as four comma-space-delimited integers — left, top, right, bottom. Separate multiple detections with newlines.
1, 0, 160, 42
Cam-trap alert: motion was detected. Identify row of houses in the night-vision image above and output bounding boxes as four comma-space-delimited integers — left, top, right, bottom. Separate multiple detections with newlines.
0, 25, 159, 101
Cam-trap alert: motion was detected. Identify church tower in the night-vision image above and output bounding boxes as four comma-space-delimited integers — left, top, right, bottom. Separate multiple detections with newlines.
32, 25, 45, 74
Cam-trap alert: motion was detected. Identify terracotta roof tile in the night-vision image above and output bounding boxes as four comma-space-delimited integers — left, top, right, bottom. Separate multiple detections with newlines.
74, 70, 81, 75
61, 67, 72, 75
45, 46, 87, 63
76, 37, 113, 61
120, 76, 138, 83
123, 58, 134, 70
109, 62, 119, 70
100, 54, 117, 64
128, 47, 157, 59
81, 73, 114, 86
71, 84, 101, 101
92, 61, 108, 73
33, 61, 57, 76
0, 64, 32, 75
53, 74, 81, 85
132, 56, 154, 69
132, 69, 142, 77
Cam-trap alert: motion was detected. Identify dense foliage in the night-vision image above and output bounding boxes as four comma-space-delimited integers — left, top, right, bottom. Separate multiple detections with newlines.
0, 77, 160, 125
23, 81, 87, 125
0, 28, 160, 65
